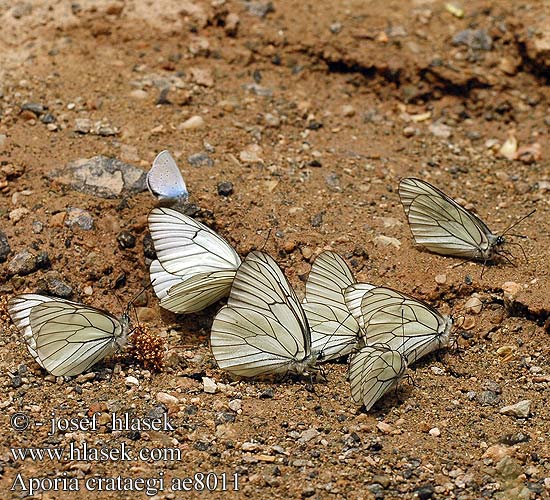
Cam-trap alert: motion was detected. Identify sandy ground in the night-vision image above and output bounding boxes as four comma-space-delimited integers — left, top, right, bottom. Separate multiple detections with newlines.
0, 1, 549, 499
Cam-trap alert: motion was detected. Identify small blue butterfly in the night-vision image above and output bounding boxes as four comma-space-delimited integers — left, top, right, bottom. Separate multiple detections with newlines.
147, 150, 188, 205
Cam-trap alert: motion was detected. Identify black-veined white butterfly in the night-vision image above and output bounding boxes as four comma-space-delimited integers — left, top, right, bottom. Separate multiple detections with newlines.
349, 344, 407, 410
398, 177, 533, 263
8, 294, 130, 377
148, 208, 241, 313
210, 251, 317, 378
147, 150, 188, 205
345, 285, 452, 365
302, 251, 361, 361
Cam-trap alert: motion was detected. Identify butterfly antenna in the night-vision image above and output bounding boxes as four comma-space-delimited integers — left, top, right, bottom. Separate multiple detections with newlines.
259, 227, 273, 252
499, 209, 536, 238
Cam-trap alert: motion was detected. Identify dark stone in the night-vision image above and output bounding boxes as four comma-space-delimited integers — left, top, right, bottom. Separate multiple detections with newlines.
40, 113, 56, 124
44, 276, 73, 298
194, 441, 210, 451
48, 156, 147, 199
308, 159, 322, 167
451, 29, 492, 51
65, 208, 94, 230
142, 233, 156, 259
301, 487, 315, 498
156, 87, 171, 105
477, 390, 500, 406
21, 102, 45, 116
187, 152, 214, 168
8, 250, 38, 276
215, 412, 236, 425
415, 485, 434, 500
114, 273, 126, 289
500, 432, 530, 445
306, 121, 323, 130
311, 212, 323, 228
147, 405, 166, 420
185, 405, 198, 415
12, 375, 22, 388
259, 388, 274, 399
117, 231, 136, 249
245, 1, 274, 18
0, 231, 11, 262
217, 181, 233, 196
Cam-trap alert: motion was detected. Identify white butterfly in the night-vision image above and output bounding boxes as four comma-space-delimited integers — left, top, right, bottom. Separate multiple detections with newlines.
147, 150, 188, 205
302, 251, 361, 361
8, 294, 130, 377
148, 208, 241, 313
349, 344, 407, 410
210, 251, 317, 378
345, 285, 453, 365
399, 177, 505, 261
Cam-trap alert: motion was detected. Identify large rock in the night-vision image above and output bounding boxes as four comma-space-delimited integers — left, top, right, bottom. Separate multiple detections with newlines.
48, 156, 146, 199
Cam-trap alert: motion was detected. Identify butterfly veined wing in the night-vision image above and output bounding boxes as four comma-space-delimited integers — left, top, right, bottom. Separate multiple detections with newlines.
149, 259, 185, 301
358, 286, 452, 365
302, 251, 360, 361
399, 177, 498, 259
148, 208, 241, 278
349, 344, 407, 410
7, 294, 129, 377
8, 294, 58, 368
211, 251, 315, 378
158, 269, 237, 314
147, 150, 188, 204
344, 283, 377, 330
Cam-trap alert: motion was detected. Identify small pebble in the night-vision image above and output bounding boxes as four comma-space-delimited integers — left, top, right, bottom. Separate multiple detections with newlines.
180, 115, 205, 130
264, 113, 280, 127
464, 296, 483, 314
403, 126, 416, 137
156, 392, 179, 405
374, 235, 401, 249
429, 427, 441, 437
65, 208, 94, 230
8, 249, 38, 276
429, 121, 452, 139
435, 274, 447, 284
117, 230, 136, 249
0, 230, 11, 262
9, 208, 30, 223
377, 422, 394, 434
341, 105, 356, 117
74, 118, 92, 134
500, 400, 531, 418
239, 144, 263, 163
202, 376, 217, 394
217, 181, 233, 196
125, 376, 139, 386
502, 281, 522, 298
187, 151, 213, 167
228, 399, 242, 412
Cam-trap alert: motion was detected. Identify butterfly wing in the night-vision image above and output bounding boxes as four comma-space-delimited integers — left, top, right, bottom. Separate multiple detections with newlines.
8, 295, 128, 377
147, 150, 188, 204
349, 344, 407, 410
302, 251, 360, 361
210, 251, 313, 377
359, 287, 452, 364
399, 177, 496, 259
158, 270, 237, 314
344, 283, 376, 330
148, 208, 241, 278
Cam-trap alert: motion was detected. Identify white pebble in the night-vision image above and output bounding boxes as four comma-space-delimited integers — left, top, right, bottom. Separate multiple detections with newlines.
429, 427, 441, 437
125, 376, 139, 386
500, 400, 531, 418
228, 399, 242, 412
180, 115, 205, 130
202, 376, 217, 394
373, 235, 401, 249
464, 296, 483, 314
156, 392, 179, 405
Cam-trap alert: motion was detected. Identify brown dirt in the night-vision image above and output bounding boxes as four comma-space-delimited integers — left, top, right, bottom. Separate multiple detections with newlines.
0, 1, 549, 499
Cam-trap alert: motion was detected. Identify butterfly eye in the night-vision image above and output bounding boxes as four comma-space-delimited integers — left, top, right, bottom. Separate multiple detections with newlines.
496, 235, 506, 246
